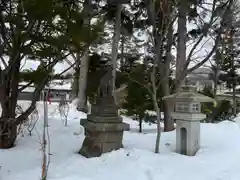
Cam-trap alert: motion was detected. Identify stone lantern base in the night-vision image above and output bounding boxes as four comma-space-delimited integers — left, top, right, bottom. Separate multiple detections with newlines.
176, 119, 200, 156
79, 116, 129, 158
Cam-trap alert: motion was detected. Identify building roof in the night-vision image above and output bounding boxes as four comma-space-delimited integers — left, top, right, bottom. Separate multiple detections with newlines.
19, 80, 72, 93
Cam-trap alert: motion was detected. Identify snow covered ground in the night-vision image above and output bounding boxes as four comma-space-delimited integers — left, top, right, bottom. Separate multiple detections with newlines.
1, 102, 240, 180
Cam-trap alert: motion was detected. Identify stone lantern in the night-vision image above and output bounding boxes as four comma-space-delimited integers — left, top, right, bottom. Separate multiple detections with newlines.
163, 85, 215, 156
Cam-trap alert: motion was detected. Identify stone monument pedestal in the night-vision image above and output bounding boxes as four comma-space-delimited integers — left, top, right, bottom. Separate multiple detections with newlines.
79, 115, 129, 158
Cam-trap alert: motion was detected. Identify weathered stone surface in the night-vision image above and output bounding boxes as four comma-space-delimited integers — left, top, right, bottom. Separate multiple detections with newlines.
175, 120, 200, 156
79, 68, 130, 158
81, 119, 129, 132
84, 130, 124, 143
91, 96, 119, 117
79, 138, 102, 158
79, 138, 123, 158
79, 119, 129, 158
86, 114, 123, 123
163, 85, 214, 156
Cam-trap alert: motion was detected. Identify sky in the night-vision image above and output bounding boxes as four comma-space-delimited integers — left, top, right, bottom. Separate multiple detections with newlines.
21, 58, 74, 75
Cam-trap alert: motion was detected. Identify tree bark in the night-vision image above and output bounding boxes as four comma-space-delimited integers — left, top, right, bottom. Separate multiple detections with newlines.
111, 5, 121, 103
77, 50, 89, 112
120, 33, 125, 71
162, 89, 174, 131
232, 82, 237, 116
213, 51, 220, 98
151, 70, 162, 153
41, 92, 48, 180
0, 118, 17, 149
0, 74, 16, 149
139, 118, 142, 133
0, 50, 21, 148
175, 0, 187, 91
77, 0, 91, 112
230, 29, 237, 116
71, 53, 81, 100
162, 22, 175, 132
2, 59, 59, 148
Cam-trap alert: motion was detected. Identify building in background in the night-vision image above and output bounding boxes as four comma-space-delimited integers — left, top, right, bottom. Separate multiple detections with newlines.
18, 80, 72, 102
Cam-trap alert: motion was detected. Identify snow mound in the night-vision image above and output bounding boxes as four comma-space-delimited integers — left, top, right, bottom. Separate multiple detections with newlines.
1, 102, 240, 180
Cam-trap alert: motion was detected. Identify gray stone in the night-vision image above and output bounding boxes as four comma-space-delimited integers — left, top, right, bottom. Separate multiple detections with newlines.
163, 85, 215, 156
90, 96, 119, 118
79, 68, 130, 158
79, 119, 129, 158
80, 119, 129, 132
175, 120, 200, 156
107, 0, 129, 5
87, 115, 123, 123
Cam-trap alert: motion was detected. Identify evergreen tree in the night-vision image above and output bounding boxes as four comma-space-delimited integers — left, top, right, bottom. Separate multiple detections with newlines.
211, 1, 240, 115
0, 0, 103, 148
123, 64, 153, 132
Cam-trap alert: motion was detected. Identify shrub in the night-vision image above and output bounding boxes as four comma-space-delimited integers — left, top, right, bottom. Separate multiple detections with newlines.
199, 87, 232, 122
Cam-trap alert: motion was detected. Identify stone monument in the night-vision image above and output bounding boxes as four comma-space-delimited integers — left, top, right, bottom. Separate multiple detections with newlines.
79, 68, 130, 158
163, 85, 215, 156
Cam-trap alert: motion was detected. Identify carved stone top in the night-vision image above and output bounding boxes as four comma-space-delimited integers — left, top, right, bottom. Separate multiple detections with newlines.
91, 67, 119, 118
162, 85, 215, 103
97, 68, 113, 98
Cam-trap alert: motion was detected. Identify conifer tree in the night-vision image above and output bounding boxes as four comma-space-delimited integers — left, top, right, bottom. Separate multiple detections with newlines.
211, 1, 240, 115
0, 0, 103, 148
123, 64, 153, 133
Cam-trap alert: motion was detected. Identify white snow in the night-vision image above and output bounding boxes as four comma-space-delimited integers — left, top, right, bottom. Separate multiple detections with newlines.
1, 102, 240, 180
19, 80, 72, 93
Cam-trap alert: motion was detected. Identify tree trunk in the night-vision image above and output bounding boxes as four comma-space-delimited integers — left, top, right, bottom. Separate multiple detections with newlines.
150, 70, 161, 153
139, 118, 142, 133
77, 0, 91, 112
120, 36, 125, 71
213, 62, 219, 98
71, 53, 81, 100
0, 119, 17, 149
77, 50, 89, 112
0, 53, 20, 149
214, 37, 225, 97
154, 103, 161, 153
232, 82, 237, 116
41, 93, 48, 180
111, 5, 121, 103
175, 0, 187, 90
163, 99, 174, 131
162, 22, 175, 132
229, 24, 237, 116
153, 91, 161, 153
162, 76, 174, 131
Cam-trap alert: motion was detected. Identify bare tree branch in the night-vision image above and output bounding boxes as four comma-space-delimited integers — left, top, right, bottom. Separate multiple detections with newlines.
186, 0, 217, 65
176, 0, 235, 84
0, 56, 7, 68
187, 0, 234, 74
18, 81, 34, 92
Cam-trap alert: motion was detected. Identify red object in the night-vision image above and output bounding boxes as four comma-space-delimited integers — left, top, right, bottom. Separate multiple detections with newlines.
47, 94, 51, 104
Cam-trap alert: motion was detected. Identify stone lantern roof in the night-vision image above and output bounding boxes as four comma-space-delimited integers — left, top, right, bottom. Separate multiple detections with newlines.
163, 85, 215, 103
